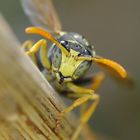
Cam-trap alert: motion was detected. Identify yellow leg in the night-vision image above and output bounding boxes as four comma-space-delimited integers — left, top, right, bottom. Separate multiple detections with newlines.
77, 72, 105, 140
90, 72, 105, 90
26, 39, 44, 54
26, 39, 51, 70
60, 95, 93, 117
56, 82, 100, 140
82, 124, 97, 140
80, 72, 105, 115
72, 94, 100, 140
22, 40, 37, 65
22, 40, 34, 50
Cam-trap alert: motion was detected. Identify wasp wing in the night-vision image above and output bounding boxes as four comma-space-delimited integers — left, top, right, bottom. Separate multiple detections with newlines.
21, 0, 62, 33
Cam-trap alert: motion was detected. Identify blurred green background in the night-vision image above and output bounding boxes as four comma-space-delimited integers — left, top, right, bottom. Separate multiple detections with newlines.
0, 0, 140, 139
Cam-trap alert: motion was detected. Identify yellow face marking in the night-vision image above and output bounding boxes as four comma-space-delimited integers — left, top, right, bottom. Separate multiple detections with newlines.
58, 49, 84, 78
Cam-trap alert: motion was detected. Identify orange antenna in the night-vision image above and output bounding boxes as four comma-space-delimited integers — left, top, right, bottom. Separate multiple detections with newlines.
93, 57, 127, 78
25, 26, 69, 55
78, 56, 127, 79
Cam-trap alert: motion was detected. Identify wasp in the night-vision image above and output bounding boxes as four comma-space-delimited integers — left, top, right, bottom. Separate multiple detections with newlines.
21, 0, 129, 139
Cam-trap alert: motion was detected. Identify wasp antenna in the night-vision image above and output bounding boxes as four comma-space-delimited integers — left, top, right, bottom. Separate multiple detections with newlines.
92, 57, 127, 79
25, 26, 69, 55
78, 56, 127, 79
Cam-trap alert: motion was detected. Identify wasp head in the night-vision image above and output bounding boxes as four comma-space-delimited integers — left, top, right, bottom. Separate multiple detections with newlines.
49, 32, 96, 84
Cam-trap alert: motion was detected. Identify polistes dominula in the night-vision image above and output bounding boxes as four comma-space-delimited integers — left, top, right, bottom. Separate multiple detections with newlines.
21, 0, 129, 139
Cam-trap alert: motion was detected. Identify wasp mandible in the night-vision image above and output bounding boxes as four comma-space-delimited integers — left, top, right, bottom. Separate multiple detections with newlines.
21, 0, 129, 139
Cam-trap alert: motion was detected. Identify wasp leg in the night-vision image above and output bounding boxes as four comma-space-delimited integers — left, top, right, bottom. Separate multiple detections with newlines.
22, 40, 34, 50
79, 72, 105, 114
26, 39, 51, 70
89, 72, 105, 90
71, 72, 104, 114
77, 72, 105, 139
22, 40, 38, 65
56, 82, 100, 140
72, 94, 100, 140
79, 72, 105, 115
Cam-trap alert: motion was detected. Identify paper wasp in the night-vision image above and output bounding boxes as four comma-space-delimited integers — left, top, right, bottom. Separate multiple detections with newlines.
21, 0, 130, 139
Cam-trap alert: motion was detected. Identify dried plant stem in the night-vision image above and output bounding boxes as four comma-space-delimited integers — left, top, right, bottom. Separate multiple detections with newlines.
0, 15, 79, 140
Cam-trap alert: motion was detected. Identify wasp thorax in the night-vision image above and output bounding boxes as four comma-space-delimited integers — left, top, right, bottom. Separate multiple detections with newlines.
48, 32, 95, 83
